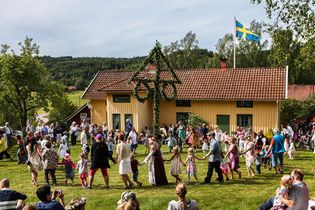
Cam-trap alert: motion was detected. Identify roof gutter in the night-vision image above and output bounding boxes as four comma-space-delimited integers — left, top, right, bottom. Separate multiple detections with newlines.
285, 66, 288, 99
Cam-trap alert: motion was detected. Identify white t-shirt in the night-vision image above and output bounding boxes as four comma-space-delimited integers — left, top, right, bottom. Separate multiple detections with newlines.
128, 131, 137, 145
80, 131, 88, 145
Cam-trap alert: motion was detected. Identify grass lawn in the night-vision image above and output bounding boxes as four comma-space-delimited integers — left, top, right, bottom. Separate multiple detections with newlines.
37, 91, 87, 115
1, 144, 314, 210
66, 91, 88, 108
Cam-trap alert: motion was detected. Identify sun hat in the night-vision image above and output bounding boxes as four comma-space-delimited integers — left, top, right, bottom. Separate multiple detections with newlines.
64, 153, 71, 160
95, 134, 103, 140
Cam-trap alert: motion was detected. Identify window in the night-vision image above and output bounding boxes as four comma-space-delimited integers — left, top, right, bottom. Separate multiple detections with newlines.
176, 100, 191, 107
176, 112, 190, 124
217, 115, 230, 133
237, 114, 252, 128
113, 95, 130, 103
80, 113, 87, 119
124, 114, 133, 130
112, 114, 121, 131
237, 101, 253, 108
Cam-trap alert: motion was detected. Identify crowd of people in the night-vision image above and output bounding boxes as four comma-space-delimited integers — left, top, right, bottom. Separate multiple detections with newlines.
0, 119, 315, 210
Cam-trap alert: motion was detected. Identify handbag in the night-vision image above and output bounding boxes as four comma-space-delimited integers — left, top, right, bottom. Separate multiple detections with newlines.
220, 160, 228, 175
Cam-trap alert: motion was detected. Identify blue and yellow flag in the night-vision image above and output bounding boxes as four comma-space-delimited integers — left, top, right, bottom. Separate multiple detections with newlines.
235, 20, 260, 42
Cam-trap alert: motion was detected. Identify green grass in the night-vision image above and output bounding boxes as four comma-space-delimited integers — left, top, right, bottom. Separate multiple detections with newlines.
1, 144, 314, 210
66, 91, 88, 107
37, 91, 87, 115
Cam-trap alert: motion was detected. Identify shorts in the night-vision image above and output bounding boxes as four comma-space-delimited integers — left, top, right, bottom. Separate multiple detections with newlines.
272, 152, 284, 168
133, 171, 139, 182
80, 173, 88, 179
130, 144, 138, 151
90, 168, 108, 177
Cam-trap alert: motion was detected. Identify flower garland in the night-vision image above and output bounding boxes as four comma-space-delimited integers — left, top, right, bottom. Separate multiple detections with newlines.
129, 41, 181, 136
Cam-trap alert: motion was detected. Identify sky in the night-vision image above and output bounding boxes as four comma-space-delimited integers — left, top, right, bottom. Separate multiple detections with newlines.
0, 0, 267, 57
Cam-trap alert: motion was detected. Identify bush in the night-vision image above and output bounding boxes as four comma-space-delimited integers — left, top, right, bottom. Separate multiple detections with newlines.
187, 113, 208, 129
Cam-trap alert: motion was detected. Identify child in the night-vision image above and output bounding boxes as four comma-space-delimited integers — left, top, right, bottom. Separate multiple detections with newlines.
241, 136, 255, 177
202, 138, 208, 153
262, 145, 272, 170
82, 144, 90, 161
164, 146, 185, 183
271, 175, 293, 210
130, 153, 143, 187
76, 153, 89, 189
288, 139, 295, 160
62, 131, 70, 153
16, 135, 27, 164
62, 153, 76, 186
167, 134, 176, 153
107, 139, 114, 156
58, 138, 68, 161
255, 150, 262, 175
185, 148, 202, 184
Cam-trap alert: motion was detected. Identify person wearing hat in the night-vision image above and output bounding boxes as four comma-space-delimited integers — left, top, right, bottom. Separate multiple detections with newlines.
65, 197, 86, 210
117, 191, 139, 210
202, 131, 223, 184
88, 134, 116, 189
62, 153, 76, 186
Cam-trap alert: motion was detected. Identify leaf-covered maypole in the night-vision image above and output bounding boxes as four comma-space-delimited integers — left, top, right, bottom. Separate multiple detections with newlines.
129, 41, 181, 136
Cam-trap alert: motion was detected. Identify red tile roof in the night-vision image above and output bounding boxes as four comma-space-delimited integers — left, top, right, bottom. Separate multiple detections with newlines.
82, 68, 286, 101
288, 85, 315, 101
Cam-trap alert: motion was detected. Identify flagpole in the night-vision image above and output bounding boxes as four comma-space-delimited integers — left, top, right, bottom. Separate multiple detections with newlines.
233, 17, 236, 69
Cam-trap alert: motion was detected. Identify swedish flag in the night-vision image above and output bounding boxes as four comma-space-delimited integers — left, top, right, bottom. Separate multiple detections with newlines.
235, 20, 260, 42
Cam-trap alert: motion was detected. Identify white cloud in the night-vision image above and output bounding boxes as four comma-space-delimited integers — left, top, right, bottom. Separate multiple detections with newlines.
0, 0, 267, 57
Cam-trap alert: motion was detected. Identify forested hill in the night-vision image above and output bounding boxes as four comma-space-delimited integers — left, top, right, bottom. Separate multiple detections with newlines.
40, 56, 145, 89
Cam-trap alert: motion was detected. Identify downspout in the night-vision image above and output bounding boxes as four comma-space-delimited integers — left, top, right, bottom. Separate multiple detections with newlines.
276, 100, 279, 129
285, 66, 288, 99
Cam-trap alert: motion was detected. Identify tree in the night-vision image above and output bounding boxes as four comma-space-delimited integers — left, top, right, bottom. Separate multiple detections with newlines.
0, 37, 60, 131
268, 29, 301, 83
280, 99, 302, 124
129, 42, 181, 136
49, 83, 77, 128
164, 31, 212, 69
251, 0, 315, 40
300, 95, 315, 120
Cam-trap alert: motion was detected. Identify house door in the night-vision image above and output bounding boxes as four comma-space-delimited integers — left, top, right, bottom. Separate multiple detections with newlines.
217, 115, 230, 133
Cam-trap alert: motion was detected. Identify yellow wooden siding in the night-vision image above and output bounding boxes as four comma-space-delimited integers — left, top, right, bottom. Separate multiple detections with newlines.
137, 100, 153, 131
106, 94, 151, 131
90, 100, 106, 125
159, 100, 278, 133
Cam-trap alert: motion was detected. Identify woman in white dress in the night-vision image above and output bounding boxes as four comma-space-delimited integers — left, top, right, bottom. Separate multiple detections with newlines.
26, 137, 43, 186
116, 133, 133, 189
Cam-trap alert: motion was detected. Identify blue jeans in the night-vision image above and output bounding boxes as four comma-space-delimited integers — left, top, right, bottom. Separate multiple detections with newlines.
272, 152, 284, 168
257, 197, 274, 210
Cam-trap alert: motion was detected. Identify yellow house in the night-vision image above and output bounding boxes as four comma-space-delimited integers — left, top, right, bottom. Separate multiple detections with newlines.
81, 67, 287, 133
